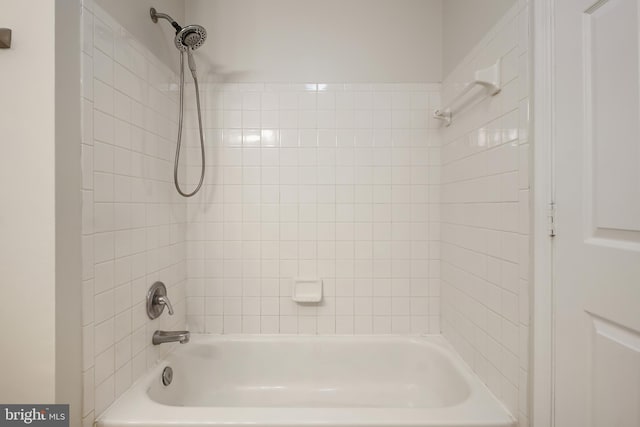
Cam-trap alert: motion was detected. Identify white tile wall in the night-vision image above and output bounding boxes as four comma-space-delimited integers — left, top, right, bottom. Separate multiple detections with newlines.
183, 82, 442, 335
80, 3, 188, 425
439, 2, 530, 425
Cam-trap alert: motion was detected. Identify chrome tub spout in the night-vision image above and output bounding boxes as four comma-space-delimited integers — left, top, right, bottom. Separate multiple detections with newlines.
152, 330, 190, 345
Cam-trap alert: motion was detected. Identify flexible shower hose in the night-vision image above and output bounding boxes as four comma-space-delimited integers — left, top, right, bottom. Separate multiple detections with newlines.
174, 50, 206, 197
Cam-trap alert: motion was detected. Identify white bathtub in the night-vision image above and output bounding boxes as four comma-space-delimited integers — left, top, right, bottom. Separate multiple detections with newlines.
97, 335, 515, 427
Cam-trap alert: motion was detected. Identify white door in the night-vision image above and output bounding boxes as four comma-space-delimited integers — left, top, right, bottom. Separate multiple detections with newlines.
553, 0, 640, 425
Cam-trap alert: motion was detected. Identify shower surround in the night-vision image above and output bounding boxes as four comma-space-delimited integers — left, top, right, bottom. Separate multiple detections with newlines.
80, 1, 531, 426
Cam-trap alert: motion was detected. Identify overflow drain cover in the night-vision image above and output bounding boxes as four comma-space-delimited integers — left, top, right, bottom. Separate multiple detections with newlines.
162, 366, 173, 386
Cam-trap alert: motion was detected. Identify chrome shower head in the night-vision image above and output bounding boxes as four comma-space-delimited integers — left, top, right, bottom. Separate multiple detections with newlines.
150, 8, 207, 51
175, 25, 207, 51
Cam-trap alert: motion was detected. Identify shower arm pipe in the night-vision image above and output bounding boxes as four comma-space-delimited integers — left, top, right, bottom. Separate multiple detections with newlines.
433, 58, 502, 127
150, 8, 182, 33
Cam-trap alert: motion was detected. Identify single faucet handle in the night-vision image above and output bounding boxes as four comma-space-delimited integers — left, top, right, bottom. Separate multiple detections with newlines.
155, 295, 174, 315
147, 281, 176, 319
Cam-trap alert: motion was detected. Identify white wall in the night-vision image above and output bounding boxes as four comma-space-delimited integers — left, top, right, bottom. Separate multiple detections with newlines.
80, 3, 188, 423
56, 1, 84, 424
185, 0, 443, 83
94, 0, 185, 70
442, 0, 516, 75
0, 0, 57, 403
439, 1, 530, 424
0, 1, 83, 421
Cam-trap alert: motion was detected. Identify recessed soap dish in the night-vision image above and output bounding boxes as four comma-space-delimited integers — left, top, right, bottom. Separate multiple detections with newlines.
292, 278, 323, 303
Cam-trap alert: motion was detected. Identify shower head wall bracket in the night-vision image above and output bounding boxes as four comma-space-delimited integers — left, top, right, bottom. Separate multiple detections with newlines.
149, 7, 159, 23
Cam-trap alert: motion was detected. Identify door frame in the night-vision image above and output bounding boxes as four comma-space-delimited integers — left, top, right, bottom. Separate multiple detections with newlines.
532, 0, 555, 426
